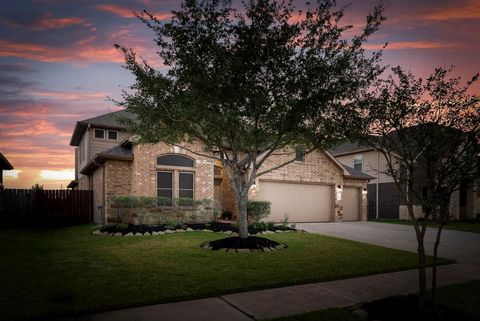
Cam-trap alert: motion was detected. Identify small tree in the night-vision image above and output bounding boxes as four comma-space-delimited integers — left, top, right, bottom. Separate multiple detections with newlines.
116, 0, 385, 238
362, 66, 480, 311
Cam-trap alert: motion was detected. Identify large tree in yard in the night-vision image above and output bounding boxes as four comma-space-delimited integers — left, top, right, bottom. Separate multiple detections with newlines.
116, 0, 385, 239
362, 66, 480, 312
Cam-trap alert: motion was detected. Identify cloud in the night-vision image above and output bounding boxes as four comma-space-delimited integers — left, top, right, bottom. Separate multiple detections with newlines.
365, 41, 461, 50
3, 12, 85, 30
95, 3, 171, 20
423, 1, 480, 21
3, 167, 73, 189
0, 38, 124, 63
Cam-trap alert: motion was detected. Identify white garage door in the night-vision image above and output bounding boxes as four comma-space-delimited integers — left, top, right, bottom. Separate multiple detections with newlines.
258, 181, 333, 222
343, 187, 360, 221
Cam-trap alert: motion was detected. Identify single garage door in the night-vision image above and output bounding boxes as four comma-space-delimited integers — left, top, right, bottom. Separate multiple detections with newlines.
258, 181, 334, 222
343, 187, 360, 221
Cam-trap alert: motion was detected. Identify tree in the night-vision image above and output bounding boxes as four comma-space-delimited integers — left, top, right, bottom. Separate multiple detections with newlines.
362, 66, 480, 311
116, 0, 385, 238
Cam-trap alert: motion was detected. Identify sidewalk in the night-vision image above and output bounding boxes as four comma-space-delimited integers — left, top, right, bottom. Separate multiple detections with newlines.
76, 263, 480, 321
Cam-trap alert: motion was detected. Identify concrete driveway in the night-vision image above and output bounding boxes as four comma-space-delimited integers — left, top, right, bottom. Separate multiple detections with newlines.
296, 221, 480, 264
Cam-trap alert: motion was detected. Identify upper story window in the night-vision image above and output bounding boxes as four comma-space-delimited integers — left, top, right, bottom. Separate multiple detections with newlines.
353, 154, 363, 171
94, 129, 104, 139
94, 128, 118, 141
108, 130, 118, 140
157, 154, 194, 167
295, 146, 305, 162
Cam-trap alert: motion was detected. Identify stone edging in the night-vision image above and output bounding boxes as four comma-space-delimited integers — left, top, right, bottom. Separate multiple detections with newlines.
91, 229, 304, 237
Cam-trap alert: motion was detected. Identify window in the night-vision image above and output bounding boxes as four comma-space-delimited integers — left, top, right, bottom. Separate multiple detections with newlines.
353, 155, 363, 171
108, 130, 118, 140
295, 146, 305, 162
179, 172, 194, 205
157, 154, 194, 167
157, 171, 173, 206
94, 129, 104, 139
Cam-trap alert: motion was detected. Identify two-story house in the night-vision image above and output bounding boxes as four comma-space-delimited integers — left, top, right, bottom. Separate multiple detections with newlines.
330, 142, 480, 220
69, 110, 372, 224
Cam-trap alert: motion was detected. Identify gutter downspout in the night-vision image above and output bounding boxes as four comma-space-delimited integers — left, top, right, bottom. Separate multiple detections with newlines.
376, 150, 379, 220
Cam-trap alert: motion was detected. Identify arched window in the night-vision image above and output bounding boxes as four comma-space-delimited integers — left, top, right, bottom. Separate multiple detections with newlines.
157, 154, 194, 167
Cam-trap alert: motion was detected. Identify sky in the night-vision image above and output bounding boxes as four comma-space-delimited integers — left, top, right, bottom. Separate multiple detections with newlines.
0, 0, 479, 189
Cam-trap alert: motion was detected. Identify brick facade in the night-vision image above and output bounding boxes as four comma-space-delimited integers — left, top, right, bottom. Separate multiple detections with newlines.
104, 159, 132, 222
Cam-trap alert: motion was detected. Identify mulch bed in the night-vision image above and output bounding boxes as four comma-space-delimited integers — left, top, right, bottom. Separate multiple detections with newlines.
202, 236, 287, 252
100, 222, 295, 236
359, 294, 476, 321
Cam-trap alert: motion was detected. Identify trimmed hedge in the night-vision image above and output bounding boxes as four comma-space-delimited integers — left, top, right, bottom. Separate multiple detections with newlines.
247, 200, 271, 223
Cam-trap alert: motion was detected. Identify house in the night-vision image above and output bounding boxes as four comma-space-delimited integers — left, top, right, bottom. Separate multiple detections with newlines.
69, 110, 372, 224
0, 152, 14, 188
330, 141, 480, 220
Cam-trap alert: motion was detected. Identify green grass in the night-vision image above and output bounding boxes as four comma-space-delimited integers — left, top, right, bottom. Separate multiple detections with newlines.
371, 218, 480, 234
267, 280, 480, 321
0, 225, 453, 321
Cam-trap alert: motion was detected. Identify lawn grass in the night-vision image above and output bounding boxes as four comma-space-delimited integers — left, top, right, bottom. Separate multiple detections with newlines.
0, 225, 453, 321
371, 218, 480, 234
267, 280, 480, 321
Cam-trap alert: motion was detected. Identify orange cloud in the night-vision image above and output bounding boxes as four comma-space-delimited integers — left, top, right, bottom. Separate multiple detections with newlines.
31, 90, 109, 101
424, 1, 480, 21
4, 12, 84, 30
95, 3, 171, 20
3, 167, 74, 189
365, 41, 460, 50
0, 38, 124, 63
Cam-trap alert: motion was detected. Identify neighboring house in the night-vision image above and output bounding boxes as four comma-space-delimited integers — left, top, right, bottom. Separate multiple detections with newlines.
330, 142, 480, 220
69, 110, 372, 224
0, 152, 14, 188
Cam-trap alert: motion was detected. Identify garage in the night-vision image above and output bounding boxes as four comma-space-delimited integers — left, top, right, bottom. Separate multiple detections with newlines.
257, 180, 334, 222
342, 186, 360, 221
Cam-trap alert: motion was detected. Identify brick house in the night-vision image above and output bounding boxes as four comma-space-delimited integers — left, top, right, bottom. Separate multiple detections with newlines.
69, 111, 372, 224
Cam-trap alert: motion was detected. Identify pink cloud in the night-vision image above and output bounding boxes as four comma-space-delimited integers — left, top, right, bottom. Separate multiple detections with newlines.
365, 41, 461, 50
95, 3, 171, 20
4, 12, 85, 30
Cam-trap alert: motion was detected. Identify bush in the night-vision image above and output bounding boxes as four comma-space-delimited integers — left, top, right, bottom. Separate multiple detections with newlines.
247, 201, 271, 223
222, 210, 233, 220
252, 222, 267, 231
115, 223, 129, 231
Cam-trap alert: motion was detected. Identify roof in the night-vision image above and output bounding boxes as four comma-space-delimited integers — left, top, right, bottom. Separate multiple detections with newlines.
67, 180, 78, 189
80, 144, 133, 175
342, 164, 374, 180
0, 152, 13, 170
70, 110, 137, 146
328, 141, 374, 157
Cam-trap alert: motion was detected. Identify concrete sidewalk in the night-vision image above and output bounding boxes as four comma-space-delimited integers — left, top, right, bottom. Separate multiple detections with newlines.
77, 263, 480, 321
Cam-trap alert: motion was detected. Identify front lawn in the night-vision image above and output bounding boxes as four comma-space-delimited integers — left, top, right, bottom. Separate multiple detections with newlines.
0, 225, 452, 320
371, 218, 480, 234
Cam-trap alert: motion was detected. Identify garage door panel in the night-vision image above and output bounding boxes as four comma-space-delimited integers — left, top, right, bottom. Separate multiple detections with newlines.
258, 181, 333, 222
343, 187, 360, 221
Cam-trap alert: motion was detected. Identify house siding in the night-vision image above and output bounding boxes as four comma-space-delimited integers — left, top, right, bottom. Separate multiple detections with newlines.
88, 127, 131, 160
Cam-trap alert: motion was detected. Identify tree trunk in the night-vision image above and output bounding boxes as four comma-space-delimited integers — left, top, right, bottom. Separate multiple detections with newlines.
237, 193, 249, 239
432, 202, 448, 310
417, 238, 427, 311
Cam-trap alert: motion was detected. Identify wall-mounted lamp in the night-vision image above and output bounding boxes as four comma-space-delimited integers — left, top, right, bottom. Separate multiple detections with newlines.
362, 188, 368, 195
335, 185, 343, 201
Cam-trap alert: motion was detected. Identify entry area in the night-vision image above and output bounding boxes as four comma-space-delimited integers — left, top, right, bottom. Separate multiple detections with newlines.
257, 180, 334, 222
342, 186, 361, 221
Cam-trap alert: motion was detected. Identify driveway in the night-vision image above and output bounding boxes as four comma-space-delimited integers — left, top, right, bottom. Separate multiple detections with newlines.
296, 221, 480, 264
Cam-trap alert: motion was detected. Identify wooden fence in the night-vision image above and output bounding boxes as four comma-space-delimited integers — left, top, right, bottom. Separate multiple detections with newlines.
0, 189, 93, 226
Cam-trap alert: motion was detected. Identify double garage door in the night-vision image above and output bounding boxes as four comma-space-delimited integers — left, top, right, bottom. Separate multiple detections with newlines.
258, 181, 360, 222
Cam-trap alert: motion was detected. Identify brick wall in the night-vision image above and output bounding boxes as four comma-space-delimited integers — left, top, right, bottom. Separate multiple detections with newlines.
104, 159, 132, 222
130, 141, 215, 201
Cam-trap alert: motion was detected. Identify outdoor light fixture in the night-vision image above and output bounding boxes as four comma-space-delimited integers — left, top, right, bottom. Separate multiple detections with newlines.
336, 185, 343, 200
362, 188, 368, 195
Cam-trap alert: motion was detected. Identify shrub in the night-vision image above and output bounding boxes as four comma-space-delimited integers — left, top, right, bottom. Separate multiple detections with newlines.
165, 220, 181, 230
252, 222, 267, 231
115, 223, 129, 231
222, 210, 233, 220
247, 201, 271, 223
266, 221, 275, 231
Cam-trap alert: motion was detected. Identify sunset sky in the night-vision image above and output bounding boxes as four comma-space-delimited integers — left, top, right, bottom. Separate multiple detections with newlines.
1, 0, 479, 189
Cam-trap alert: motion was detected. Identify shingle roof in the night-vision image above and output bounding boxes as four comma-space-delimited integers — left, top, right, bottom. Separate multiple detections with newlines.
342, 164, 374, 180
328, 141, 374, 156
80, 144, 134, 175
98, 144, 133, 158
0, 152, 13, 170
69, 110, 137, 146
